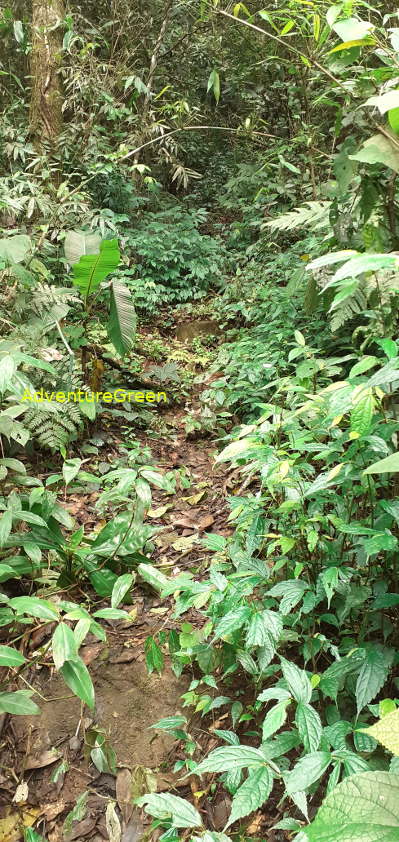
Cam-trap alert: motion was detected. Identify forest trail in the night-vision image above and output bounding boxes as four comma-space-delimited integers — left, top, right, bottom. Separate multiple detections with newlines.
0, 382, 235, 841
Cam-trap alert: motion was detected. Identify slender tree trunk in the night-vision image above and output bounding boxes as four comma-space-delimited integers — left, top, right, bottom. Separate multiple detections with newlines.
29, 0, 64, 148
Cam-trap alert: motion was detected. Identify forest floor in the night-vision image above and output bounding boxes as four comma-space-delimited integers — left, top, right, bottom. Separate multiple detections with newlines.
0, 314, 291, 842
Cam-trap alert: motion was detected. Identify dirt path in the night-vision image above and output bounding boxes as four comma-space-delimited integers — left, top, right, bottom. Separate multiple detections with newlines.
0, 408, 232, 842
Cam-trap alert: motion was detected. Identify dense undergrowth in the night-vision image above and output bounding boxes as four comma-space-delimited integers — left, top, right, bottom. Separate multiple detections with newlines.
1, 0, 399, 839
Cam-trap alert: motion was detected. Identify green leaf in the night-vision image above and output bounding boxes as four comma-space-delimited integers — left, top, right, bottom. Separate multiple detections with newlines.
207, 69, 221, 103
281, 657, 312, 703
71, 239, 120, 304
90, 569, 118, 597
0, 645, 26, 667
350, 134, 399, 175
145, 636, 164, 674
361, 709, 399, 756
285, 751, 331, 795
332, 17, 374, 41
60, 657, 95, 709
194, 746, 269, 774
111, 573, 134, 608
226, 766, 273, 828
213, 606, 251, 640
10, 596, 59, 621
364, 452, 399, 474
136, 793, 202, 828
262, 700, 291, 740
246, 610, 282, 647
356, 646, 392, 715
62, 458, 82, 486
0, 234, 32, 264
0, 689, 40, 715
137, 563, 169, 593
0, 510, 13, 548
295, 703, 322, 752
64, 230, 101, 265
52, 623, 77, 670
93, 608, 128, 619
108, 280, 137, 356
303, 771, 399, 842
63, 792, 88, 839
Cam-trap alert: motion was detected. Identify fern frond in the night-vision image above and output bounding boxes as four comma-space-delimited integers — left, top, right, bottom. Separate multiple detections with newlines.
330, 288, 368, 333
263, 201, 332, 233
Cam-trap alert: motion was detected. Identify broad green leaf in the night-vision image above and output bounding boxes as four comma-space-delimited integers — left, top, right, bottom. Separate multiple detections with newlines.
262, 700, 291, 740
151, 715, 187, 732
90, 569, 118, 597
64, 230, 101, 264
361, 709, 399, 756
226, 766, 273, 828
295, 702, 322, 752
350, 392, 375, 438
303, 771, 399, 842
332, 17, 374, 41
195, 746, 270, 774
350, 134, 399, 175
136, 793, 202, 828
63, 792, 88, 838
0, 689, 40, 715
285, 751, 331, 795
52, 622, 77, 670
108, 280, 137, 356
281, 657, 312, 703
62, 458, 82, 486
0, 234, 32, 264
364, 452, 399, 474
246, 610, 282, 647
137, 563, 169, 593
111, 573, 134, 608
0, 645, 26, 666
60, 657, 95, 709
213, 606, 251, 640
10, 596, 59, 621
93, 608, 128, 619
71, 239, 120, 304
356, 646, 393, 715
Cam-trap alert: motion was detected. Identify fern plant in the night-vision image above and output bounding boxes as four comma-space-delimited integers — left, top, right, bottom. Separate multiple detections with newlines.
263, 201, 332, 233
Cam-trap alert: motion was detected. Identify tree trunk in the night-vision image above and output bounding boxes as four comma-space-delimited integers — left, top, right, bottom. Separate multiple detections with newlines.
29, 0, 64, 148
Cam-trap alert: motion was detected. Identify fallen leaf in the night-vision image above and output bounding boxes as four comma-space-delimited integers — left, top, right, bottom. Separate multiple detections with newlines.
198, 515, 214, 531
66, 817, 97, 841
105, 801, 121, 842
12, 782, 28, 804
147, 505, 170, 519
0, 808, 41, 842
80, 643, 104, 665
43, 801, 65, 821
116, 769, 133, 825
120, 814, 145, 842
171, 534, 199, 552
25, 749, 61, 770
184, 491, 206, 505
110, 651, 136, 664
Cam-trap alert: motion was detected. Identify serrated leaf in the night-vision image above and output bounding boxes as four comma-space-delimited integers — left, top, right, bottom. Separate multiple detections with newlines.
262, 700, 290, 740
356, 647, 392, 715
226, 766, 273, 828
136, 793, 202, 828
285, 751, 331, 795
361, 709, 399, 756
281, 657, 312, 703
295, 703, 322, 752
213, 606, 250, 640
194, 746, 269, 774
303, 771, 399, 842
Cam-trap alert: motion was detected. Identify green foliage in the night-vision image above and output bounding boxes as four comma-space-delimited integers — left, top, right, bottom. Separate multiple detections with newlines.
123, 209, 227, 311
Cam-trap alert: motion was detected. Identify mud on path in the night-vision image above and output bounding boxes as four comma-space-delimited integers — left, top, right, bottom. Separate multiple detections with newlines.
0, 411, 232, 842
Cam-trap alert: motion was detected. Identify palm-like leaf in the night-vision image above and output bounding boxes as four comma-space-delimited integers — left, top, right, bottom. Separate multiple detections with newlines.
71, 239, 120, 305
108, 280, 137, 356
